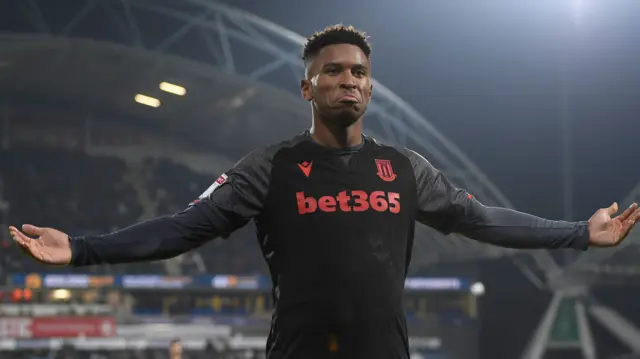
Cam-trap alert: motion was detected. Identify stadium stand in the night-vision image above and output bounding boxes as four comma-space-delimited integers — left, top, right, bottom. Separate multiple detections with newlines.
0, 144, 266, 277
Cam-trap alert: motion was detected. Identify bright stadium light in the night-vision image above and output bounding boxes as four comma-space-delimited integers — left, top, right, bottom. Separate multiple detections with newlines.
571, 0, 585, 26
470, 282, 485, 296
134, 94, 161, 108
159, 82, 186, 96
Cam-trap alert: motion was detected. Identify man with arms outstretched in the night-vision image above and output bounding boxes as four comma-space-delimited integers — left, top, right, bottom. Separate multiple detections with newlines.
9, 25, 640, 359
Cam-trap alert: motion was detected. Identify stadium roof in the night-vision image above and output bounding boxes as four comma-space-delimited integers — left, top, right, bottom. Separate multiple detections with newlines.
0, 34, 308, 157
0, 0, 513, 205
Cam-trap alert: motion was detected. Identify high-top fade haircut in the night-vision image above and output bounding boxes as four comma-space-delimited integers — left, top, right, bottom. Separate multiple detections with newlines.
302, 24, 372, 68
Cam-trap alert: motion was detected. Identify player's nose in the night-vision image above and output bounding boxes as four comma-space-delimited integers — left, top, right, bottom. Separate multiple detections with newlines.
338, 71, 357, 88
339, 81, 357, 90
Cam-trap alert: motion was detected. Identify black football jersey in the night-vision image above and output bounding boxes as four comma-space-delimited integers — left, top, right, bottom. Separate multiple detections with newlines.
71, 131, 590, 359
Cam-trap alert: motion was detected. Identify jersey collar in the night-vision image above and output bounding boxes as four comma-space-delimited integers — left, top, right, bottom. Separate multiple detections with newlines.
303, 130, 367, 153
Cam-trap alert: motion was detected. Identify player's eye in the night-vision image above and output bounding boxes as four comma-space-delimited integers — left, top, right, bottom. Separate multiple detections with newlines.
324, 67, 340, 75
353, 69, 367, 77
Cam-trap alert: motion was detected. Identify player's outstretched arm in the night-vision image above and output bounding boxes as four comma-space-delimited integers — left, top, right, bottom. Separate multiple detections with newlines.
9, 150, 271, 266
9, 201, 235, 266
405, 149, 640, 250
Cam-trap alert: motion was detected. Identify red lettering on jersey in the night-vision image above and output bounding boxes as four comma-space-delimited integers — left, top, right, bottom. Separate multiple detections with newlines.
318, 196, 337, 212
351, 190, 369, 212
370, 191, 388, 212
388, 192, 401, 214
296, 191, 401, 214
296, 191, 317, 214
375, 159, 397, 182
335, 191, 351, 212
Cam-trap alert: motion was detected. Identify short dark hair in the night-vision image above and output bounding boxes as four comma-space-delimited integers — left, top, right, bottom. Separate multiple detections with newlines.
302, 24, 371, 63
170, 338, 181, 345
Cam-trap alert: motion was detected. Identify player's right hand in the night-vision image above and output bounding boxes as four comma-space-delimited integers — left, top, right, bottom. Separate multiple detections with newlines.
9, 224, 72, 266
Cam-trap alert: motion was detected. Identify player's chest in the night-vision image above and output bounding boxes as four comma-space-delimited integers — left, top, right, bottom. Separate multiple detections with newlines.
267, 153, 416, 216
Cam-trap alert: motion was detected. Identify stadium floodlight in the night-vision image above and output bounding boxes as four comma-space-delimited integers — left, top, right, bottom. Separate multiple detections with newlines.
134, 94, 161, 108
159, 81, 186, 96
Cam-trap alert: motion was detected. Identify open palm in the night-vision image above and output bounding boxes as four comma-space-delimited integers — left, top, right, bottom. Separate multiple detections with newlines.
588, 202, 640, 247
9, 224, 72, 265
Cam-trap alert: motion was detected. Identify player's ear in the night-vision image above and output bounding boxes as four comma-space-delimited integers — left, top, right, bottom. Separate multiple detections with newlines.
301, 79, 313, 102
367, 83, 373, 103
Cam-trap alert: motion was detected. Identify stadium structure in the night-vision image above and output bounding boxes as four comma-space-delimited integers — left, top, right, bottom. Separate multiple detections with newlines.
1, 0, 640, 358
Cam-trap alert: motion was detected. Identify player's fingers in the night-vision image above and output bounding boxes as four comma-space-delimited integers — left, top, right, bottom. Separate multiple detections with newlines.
9, 228, 37, 255
22, 224, 45, 237
618, 210, 640, 242
15, 231, 45, 259
9, 227, 27, 245
18, 239, 37, 258
605, 202, 619, 217
616, 203, 638, 222
9, 227, 33, 248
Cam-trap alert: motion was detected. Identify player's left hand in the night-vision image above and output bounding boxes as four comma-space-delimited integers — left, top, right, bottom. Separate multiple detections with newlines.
588, 202, 640, 247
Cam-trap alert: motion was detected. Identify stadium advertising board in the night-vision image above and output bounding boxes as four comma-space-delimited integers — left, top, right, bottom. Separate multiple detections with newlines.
0, 317, 116, 338
10, 273, 470, 291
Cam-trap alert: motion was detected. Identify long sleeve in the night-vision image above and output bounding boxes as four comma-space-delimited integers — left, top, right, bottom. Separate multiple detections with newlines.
70, 148, 273, 266
405, 149, 589, 250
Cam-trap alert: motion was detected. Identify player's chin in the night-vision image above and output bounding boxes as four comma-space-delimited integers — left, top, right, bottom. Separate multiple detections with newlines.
331, 109, 362, 126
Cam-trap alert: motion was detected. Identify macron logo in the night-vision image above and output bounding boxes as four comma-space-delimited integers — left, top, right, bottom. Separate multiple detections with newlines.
297, 161, 312, 178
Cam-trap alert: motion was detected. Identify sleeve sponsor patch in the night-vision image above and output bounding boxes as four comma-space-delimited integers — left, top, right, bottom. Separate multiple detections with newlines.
197, 173, 228, 200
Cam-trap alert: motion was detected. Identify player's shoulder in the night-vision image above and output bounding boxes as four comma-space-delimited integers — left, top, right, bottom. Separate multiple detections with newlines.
233, 132, 310, 170
364, 135, 438, 181
364, 134, 429, 165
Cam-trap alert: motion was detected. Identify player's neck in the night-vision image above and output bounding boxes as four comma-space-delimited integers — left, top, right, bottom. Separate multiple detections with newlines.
310, 117, 363, 149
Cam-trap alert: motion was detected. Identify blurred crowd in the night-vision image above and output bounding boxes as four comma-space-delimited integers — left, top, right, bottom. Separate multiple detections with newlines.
0, 146, 267, 277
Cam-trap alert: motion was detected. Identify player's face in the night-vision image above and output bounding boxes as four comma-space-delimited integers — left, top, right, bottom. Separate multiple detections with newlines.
301, 44, 373, 126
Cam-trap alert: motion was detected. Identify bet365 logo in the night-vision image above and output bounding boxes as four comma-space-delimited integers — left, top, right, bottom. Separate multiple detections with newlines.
296, 190, 400, 214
